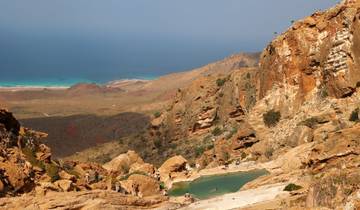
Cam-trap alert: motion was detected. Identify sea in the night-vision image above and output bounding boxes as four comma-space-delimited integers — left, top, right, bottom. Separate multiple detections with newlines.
0, 76, 158, 88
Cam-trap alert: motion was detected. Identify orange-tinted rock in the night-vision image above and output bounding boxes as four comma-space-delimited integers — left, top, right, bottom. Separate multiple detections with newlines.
258, 2, 360, 102
159, 155, 187, 183
129, 163, 156, 176
103, 150, 144, 173
120, 174, 160, 197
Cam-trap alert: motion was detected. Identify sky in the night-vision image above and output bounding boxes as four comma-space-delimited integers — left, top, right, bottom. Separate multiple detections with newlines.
0, 0, 338, 83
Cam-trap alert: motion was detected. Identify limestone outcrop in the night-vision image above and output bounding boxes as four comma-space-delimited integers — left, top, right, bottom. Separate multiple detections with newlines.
119, 174, 161, 197
0, 190, 168, 209
159, 155, 188, 184
103, 150, 144, 173
258, 0, 360, 103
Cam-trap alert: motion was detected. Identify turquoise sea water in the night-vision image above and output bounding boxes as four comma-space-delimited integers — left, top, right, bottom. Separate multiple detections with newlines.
0, 76, 158, 88
168, 169, 268, 200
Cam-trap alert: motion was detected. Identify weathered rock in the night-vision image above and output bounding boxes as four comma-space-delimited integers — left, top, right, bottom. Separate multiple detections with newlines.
38, 182, 60, 192
231, 126, 258, 150
35, 144, 52, 162
0, 190, 168, 209
258, 1, 360, 103
129, 162, 156, 176
103, 150, 144, 173
54, 180, 73, 192
120, 174, 160, 197
159, 155, 187, 184
58, 170, 76, 182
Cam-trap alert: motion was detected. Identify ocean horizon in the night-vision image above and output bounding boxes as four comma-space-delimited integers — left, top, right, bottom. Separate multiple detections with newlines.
0, 76, 158, 88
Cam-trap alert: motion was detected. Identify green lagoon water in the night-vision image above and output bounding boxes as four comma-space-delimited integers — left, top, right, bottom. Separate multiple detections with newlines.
168, 169, 268, 200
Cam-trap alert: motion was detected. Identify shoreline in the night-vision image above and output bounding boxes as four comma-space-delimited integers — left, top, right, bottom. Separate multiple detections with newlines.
0, 78, 155, 92
0, 86, 70, 91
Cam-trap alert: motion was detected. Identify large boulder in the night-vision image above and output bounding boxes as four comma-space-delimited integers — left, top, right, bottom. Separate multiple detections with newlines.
120, 174, 160, 197
103, 150, 144, 173
158, 155, 187, 183
129, 163, 156, 176
54, 180, 74, 192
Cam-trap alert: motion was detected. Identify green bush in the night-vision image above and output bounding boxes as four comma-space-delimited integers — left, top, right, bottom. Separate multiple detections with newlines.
153, 111, 161, 118
121, 164, 130, 174
154, 138, 162, 148
356, 81, 360, 87
349, 108, 359, 122
301, 117, 318, 129
263, 110, 281, 127
160, 182, 166, 190
169, 143, 177, 149
206, 144, 214, 150
223, 151, 230, 161
264, 146, 274, 159
94, 154, 112, 164
284, 183, 302, 191
202, 135, 212, 144
226, 127, 238, 140
216, 78, 226, 87
195, 146, 205, 157
241, 152, 247, 159
22, 147, 45, 170
45, 163, 60, 182
212, 127, 223, 136
319, 87, 328, 98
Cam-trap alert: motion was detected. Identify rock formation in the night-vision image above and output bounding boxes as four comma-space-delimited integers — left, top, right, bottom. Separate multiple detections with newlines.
142, 1, 360, 208
1, 1, 360, 209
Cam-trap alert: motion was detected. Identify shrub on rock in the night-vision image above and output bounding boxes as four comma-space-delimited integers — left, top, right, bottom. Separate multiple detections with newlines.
263, 110, 281, 127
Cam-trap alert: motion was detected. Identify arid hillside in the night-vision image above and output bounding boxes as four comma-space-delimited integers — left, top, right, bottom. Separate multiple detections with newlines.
0, 52, 259, 159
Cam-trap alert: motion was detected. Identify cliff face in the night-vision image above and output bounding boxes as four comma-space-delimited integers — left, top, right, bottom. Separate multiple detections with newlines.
259, 0, 360, 102
142, 1, 360, 208
145, 1, 360, 166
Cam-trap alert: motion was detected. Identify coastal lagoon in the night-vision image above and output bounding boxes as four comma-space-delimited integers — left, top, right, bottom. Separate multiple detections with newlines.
168, 169, 268, 199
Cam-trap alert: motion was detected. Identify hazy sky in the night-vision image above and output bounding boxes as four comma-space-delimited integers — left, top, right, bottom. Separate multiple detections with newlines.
0, 0, 337, 82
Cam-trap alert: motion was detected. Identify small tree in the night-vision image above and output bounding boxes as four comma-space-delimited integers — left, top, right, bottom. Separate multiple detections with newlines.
195, 146, 205, 157
212, 127, 223, 136
216, 78, 226, 87
349, 108, 359, 122
223, 151, 230, 161
153, 111, 161, 118
263, 110, 281, 127
264, 146, 274, 159
154, 138, 162, 148
45, 163, 60, 182
284, 183, 302, 191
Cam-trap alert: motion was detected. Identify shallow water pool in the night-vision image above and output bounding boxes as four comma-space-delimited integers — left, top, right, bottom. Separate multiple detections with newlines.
168, 169, 268, 199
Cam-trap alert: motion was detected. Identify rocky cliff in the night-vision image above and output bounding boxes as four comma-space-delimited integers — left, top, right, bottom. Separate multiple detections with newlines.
142, 1, 360, 208
1, 1, 360, 209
